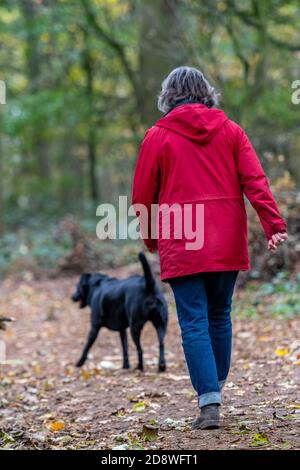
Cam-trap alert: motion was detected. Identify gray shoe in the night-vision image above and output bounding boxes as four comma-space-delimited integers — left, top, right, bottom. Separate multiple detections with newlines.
192, 404, 220, 430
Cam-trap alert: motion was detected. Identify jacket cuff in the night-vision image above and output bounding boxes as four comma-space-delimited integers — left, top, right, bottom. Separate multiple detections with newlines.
274, 223, 287, 233
265, 223, 287, 240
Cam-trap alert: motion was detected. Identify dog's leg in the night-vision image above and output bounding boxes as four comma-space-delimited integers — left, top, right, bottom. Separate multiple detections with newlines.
119, 329, 130, 369
76, 325, 101, 367
155, 324, 167, 372
130, 327, 143, 371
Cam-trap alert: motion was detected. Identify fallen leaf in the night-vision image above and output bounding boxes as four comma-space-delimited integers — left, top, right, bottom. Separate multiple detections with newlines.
257, 335, 271, 342
99, 360, 118, 369
46, 420, 65, 432
132, 401, 148, 411
34, 364, 41, 375
0, 430, 15, 443
250, 433, 271, 447
148, 418, 158, 426
166, 374, 189, 381
163, 418, 187, 429
141, 424, 159, 442
81, 369, 91, 380
274, 347, 289, 357
112, 444, 129, 450
112, 407, 126, 417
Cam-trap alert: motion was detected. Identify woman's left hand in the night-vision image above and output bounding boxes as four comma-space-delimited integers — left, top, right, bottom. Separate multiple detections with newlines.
268, 232, 288, 251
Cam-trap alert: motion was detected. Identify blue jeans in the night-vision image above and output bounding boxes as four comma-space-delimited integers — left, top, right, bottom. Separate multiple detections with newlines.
169, 271, 238, 408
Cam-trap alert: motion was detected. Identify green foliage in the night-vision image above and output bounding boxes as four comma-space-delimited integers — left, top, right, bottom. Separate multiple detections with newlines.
0, 223, 71, 272
233, 272, 300, 319
0, 0, 299, 213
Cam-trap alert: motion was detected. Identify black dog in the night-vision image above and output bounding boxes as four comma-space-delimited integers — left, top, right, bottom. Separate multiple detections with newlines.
71, 253, 168, 372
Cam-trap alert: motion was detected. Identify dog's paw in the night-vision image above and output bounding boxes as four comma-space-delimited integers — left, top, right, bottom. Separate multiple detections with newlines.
75, 359, 85, 367
135, 364, 144, 372
122, 363, 130, 369
158, 363, 166, 372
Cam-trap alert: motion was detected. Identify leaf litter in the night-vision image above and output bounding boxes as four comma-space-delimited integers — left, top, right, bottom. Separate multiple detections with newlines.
0, 273, 299, 450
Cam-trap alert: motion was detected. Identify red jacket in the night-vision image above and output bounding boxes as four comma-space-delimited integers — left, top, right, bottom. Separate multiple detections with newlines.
132, 103, 287, 280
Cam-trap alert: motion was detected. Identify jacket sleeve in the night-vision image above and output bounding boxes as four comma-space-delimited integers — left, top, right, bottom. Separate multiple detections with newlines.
132, 128, 160, 252
235, 126, 287, 240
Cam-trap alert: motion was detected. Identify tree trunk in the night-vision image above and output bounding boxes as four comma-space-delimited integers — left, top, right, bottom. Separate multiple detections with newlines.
60, 131, 85, 212
87, 126, 98, 202
19, 0, 51, 180
138, 0, 187, 126
82, 29, 99, 202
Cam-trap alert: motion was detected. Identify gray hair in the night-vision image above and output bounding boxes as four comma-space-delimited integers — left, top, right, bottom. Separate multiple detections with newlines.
157, 66, 220, 114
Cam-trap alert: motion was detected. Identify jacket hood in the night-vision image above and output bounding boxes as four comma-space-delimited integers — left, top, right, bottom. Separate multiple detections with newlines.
155, 103, 228, 144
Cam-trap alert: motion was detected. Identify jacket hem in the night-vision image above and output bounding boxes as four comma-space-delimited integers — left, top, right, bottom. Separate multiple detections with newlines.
162, 264, 250, 281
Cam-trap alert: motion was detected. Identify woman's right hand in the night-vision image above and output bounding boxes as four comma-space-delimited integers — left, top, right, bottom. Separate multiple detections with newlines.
268, 232, 288, 251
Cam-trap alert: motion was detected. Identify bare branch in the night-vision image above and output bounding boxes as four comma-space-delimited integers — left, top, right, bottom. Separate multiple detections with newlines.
226, 0, 300, 52
79, 0, 141, 100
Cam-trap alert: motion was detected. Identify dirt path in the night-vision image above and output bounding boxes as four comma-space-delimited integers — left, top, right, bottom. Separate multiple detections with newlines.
0, 273, 299, 450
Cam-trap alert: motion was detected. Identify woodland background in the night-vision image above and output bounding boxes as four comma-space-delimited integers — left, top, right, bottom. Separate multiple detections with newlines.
0, 0, 299, 451
0, 0, 299, 280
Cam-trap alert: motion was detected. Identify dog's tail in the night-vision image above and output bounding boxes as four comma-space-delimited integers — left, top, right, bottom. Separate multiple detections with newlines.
138, 252, 155, 294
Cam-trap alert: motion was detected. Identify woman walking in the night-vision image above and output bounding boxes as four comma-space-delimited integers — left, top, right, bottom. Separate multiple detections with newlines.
132, 66, 287, 429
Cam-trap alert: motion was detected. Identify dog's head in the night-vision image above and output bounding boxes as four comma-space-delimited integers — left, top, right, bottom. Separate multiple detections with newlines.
71, 273, 106, 308
71, 273, 91, 309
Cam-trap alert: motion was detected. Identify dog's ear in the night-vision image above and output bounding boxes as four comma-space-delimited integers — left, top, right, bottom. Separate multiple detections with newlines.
80, 273, 91, 285
90, 274, 105, 287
